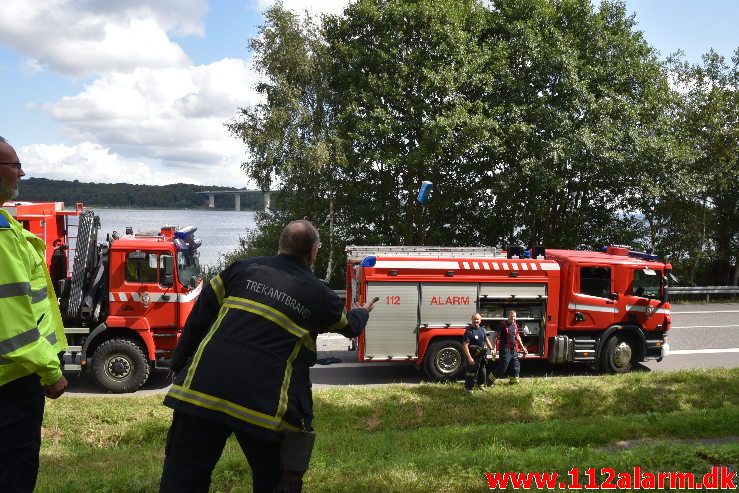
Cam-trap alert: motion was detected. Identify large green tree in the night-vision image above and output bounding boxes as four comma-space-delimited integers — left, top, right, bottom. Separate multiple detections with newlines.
326, 0, 496, 246
659, 49, 739, 285
227, 4, 347, 281
325, 0, 673, 249
229, 0, 683, 285
480, 0, 672, 249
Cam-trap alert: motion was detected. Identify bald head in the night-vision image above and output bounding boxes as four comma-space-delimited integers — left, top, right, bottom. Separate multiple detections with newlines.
278, 220, 320, 262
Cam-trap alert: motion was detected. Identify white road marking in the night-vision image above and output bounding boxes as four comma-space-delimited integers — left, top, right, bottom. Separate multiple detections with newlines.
669, 348, 739, 355
671, 325, 739, 329
672, 310, 739, 314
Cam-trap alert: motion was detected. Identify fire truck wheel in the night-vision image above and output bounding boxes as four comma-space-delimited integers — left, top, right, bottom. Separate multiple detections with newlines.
601, 334, 635, 374
92, 338, 151, 393
423, 340, 464, 381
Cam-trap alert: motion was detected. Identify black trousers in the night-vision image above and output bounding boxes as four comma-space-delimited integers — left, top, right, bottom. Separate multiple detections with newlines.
493, 348, 521, 379
464, 352, 487, 390
0, 374, 45, 493
160, 410, 282, 493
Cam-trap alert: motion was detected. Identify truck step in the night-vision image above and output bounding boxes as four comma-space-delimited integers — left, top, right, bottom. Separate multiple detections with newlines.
65, 327, 90, 334
154, 358, 172, 369
65, 346, 82, 352
63, 364, 82, 371
573, 348, 596, 361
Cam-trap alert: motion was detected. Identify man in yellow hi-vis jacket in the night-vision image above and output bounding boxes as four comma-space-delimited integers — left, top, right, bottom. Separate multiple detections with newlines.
0, 136, 68, 492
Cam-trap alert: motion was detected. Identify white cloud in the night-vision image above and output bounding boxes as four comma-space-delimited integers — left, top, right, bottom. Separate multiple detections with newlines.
42, 58, 260, 185
256, 0, 351, 17
0, 0, 206, 76
21, 58, 45, 75
18, 141, 250, 187
18, 142, 198, 185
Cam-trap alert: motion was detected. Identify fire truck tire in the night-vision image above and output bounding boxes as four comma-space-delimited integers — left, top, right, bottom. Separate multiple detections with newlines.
92, 338, 151, 393
601, 334, 635, 374
423, 340, 465, 381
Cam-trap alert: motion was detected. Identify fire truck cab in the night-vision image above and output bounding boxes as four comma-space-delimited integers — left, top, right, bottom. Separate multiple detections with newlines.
346, 245, 671, 379
3, 201, 202, 392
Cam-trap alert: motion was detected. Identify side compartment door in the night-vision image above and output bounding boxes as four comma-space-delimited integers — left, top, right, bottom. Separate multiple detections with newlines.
364, 283, 419, 359
420, 283, 478, 328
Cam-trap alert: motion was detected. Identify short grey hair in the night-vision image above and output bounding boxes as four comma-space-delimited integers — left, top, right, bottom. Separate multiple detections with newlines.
278, 220, 320, 257
0, 136, 6, 143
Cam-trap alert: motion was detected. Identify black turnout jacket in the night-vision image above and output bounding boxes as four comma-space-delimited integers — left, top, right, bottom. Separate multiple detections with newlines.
163, 254, 369, 441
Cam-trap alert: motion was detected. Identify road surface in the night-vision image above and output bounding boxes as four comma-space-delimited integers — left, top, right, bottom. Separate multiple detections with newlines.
63, 303, 739, 395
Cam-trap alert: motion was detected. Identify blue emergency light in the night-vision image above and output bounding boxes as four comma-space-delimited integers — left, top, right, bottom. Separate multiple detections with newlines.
175, 226, 197, 238
628, 250, 659, 261
361, 256, 377, 267
174, 225, 201, 251
417, 181, 433, 204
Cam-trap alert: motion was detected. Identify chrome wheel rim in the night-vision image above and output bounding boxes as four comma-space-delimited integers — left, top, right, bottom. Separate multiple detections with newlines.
613, 342, 632, 368
436, 347, 461, 375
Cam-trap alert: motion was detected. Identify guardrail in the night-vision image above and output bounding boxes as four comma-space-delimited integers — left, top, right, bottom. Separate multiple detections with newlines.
668, 286, 739, 302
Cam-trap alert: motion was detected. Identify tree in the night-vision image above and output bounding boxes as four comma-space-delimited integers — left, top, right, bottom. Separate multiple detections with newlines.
325, 0, 673, 249
326, 0, 497, 246
227, 3, 345, 281
229, 0, 684, 285
660, 49, 739, 285
475, 0, 674, 249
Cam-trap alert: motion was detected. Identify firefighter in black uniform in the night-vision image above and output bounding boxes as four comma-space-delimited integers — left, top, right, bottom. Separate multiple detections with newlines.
490, 309, 527, 384
159, 220, 376, 493
462, 313, 494, 394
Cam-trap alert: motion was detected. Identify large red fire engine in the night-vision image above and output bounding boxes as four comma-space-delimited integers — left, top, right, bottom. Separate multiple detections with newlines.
345, 245, 672, 379
3, 201, 202, 392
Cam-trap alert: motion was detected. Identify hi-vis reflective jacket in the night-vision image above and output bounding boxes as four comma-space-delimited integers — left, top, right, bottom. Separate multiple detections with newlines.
0, 209, 67, 387
164, 254, 369, 441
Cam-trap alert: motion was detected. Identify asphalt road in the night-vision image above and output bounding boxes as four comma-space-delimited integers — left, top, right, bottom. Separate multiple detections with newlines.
63, 302, 739, 395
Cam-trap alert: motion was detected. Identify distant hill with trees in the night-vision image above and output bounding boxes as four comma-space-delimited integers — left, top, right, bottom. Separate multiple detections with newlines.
16, 178, 267, 210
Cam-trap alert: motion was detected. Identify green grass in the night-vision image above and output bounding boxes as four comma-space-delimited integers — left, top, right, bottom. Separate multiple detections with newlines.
39, 369, 739, 492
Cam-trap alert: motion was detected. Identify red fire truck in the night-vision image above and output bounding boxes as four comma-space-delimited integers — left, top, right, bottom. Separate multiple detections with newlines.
345, 245, 672, 379
3, 201, 202, 392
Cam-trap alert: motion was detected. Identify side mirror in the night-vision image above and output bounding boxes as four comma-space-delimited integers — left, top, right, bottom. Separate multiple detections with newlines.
188, 276, 199, 289
160, 255, 174, 288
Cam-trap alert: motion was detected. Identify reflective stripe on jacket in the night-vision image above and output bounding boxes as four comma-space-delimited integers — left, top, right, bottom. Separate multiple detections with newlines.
0, 209, 67, 387
164, 254, 369, 441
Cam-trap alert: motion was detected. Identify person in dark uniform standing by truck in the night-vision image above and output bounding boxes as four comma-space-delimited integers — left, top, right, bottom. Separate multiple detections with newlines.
462, 313, 493, 394
159, 219, 376, 493
490, 309, 528, 385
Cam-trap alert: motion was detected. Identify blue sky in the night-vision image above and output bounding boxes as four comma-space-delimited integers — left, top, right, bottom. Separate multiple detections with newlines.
0, 0, 736, 187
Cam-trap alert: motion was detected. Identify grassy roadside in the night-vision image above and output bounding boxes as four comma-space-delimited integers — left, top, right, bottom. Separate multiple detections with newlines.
39, 369, 739, 492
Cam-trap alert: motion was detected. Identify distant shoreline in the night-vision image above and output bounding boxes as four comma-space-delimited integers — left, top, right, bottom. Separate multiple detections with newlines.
83, 205, 260, 212
16, 177, 269, 211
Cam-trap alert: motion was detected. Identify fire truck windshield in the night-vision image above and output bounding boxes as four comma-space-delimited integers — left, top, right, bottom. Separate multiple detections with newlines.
177, 250, 200, 288
632, 268, 662, 299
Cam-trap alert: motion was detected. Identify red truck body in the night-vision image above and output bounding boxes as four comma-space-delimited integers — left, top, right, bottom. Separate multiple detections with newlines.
345, 245, 671, 378
3, 201, 202, 392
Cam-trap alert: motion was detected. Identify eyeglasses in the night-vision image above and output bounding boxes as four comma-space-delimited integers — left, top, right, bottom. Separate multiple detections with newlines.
0, 162, 22, 170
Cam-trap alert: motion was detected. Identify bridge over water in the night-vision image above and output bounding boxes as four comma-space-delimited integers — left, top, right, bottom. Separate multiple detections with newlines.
196, 190, 275, 211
